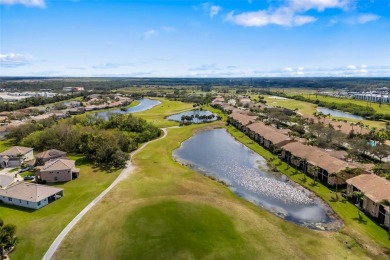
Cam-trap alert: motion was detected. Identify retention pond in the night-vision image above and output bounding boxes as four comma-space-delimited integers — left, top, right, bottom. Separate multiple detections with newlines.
96, 99, 161, 119
166, 110, 217, 124
317, 107, 364, 120
173, 128, 342, 230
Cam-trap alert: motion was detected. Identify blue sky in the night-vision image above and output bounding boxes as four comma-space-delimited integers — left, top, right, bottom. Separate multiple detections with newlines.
0, 0, 389, 77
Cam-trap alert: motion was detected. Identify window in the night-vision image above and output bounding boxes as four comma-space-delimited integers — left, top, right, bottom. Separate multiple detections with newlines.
8, 197, 12, 201
54, 177, 58, 181
38, 201, 41, 206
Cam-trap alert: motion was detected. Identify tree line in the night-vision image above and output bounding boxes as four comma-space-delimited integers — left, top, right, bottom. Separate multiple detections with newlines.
7, 114, 161, 167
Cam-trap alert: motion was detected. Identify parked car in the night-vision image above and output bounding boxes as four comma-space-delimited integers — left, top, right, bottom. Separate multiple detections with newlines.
23, 176, 35, 181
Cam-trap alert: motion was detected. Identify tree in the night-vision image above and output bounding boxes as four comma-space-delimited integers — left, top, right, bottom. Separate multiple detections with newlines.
0, 219, 18, 258
351, 191, 364, 217
380, 199, 390, 239
329, 172, 340, 200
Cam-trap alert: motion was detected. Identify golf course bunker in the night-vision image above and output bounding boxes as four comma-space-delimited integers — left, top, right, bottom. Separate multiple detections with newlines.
173, 129, 342, 230
167, 110, 217, 123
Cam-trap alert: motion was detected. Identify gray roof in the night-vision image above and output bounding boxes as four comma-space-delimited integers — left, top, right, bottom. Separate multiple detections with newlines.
0, 182, 63, 202
0, 146, 33, 157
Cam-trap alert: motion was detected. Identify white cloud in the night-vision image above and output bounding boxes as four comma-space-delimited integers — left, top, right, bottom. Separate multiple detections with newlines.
226, 0, 353, 27
202, 2, 222, 18
0, 53, 32, 67
226, 7, 316, 27
0, 0, 45, 8
143, 29, 158, 39
287, 0, 351, 12
356, 14, 380, 24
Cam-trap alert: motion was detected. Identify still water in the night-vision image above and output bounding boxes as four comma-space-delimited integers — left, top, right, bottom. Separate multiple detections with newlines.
173, 129, 341, 230
96, 99, 160, 119
317, 107, 364, 120
166, 110, 217, 123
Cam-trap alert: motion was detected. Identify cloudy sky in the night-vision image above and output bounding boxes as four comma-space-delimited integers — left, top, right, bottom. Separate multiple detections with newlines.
0, 0, 389, 77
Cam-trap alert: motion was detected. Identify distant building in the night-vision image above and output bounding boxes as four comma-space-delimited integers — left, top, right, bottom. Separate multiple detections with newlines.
353, 93, 390, 104
63, 87, 84, 92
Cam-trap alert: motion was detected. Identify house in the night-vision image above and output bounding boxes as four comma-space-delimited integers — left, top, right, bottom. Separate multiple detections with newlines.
0, 182, 63, 209
346, 174, 390, 228
36, 159, 80, 183
246, 122, 291, 153
0, 146, 34, 168
280, 142, 363, 186
228, 112, 258, 133
35, 149, 67, 166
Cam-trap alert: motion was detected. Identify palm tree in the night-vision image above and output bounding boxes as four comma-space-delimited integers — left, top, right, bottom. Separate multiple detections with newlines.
352, 191, 364, 217
329, 172, 339, 200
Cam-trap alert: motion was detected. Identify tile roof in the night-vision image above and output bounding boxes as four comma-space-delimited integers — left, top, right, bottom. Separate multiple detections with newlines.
35, 149, 67, 160
229, 112, 258, 125
247, 122, 291, 146
40, 159, 76, 172
281, 142, 352, 174
346, 174, 390, 204
0, 182, 63, 202
0, 146, 33, 156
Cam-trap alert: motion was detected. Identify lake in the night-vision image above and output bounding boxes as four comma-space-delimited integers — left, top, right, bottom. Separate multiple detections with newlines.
95, 99, 161, 119
166, 109, 217, 123
317, 107, 364, 120
173, 129, 341, 230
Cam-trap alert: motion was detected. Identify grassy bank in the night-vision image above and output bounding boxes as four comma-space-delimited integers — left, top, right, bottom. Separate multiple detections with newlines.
0, 155, 121, 260
226, 126, 390, 254
54, 121, 379, 259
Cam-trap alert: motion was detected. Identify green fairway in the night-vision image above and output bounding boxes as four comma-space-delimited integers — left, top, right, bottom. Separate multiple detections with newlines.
119, 200, 250, 259
53, 122, 381, 259
0, 155, 121, 260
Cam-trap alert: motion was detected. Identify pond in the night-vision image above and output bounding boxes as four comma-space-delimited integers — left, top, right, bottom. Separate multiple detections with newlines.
166, 109, 217, 123
317, 107, 364, 120
95, 99, 161, 119
173, 129, 341, 230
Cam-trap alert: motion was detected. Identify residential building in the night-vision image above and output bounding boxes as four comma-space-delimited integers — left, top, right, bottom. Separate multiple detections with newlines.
0, 146, 34, 168
247, 122, 291, 153
35, 149, 67, 166
228, 112, 258, 133
0, 182, 63, 209
346, 174, 390, 228
36, 159, 80, 183
280, 142, 362, 186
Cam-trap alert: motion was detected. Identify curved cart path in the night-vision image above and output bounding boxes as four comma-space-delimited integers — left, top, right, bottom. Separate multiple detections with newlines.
43, 127, 172, 260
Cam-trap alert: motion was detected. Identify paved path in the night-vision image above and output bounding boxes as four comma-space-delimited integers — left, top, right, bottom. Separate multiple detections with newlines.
43, 127, 171, 260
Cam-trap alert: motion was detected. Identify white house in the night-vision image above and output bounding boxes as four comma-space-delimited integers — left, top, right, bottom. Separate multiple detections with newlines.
0, 182, 63, 209
0, 146, 34, 168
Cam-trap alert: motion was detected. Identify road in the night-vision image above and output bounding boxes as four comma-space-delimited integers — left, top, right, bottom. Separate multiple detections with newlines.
43, 127, 171, 260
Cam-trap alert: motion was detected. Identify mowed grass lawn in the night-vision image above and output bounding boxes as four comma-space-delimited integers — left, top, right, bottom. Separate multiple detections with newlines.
0, 155, 121, 260
54, 123, 377, 260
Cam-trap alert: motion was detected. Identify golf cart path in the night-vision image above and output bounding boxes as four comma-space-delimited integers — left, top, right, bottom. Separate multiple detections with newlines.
43, 127, 173, 260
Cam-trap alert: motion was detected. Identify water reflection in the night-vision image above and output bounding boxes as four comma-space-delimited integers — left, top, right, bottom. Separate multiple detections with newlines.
173, 129, 341, 230
96, 99, 161, 119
